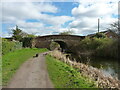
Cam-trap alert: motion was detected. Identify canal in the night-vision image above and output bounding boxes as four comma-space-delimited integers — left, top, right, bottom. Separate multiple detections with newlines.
69, 53, 119, 79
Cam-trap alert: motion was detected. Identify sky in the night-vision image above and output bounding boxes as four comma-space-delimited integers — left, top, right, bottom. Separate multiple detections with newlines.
1, 0, 118, 37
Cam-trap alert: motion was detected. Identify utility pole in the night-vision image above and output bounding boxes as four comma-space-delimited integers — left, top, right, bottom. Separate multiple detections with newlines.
98, 18, 100, 33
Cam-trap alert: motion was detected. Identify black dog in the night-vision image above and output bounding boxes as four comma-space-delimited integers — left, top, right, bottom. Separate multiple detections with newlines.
33, 53, 39, 58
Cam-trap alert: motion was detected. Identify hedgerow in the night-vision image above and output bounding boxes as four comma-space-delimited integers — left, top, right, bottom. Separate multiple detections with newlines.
2, 39, 22, 55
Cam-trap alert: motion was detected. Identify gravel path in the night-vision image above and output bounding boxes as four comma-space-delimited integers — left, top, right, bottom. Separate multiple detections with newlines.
6, 52, 53, 88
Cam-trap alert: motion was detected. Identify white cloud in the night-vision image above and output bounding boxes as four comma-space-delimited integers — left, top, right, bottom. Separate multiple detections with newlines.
16, 21, 44, 29
2, 2, 73, 37
76, 0, 118, 6
1, 1, 118, 37
2, 2, 73, 25
69, 0, 118, 35
2, 2, 58, 23
42, 15, 74, 26
72, 2, 117, 18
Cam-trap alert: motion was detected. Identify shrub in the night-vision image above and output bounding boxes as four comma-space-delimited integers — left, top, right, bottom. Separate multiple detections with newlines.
2, 40, 22, 55
78, 37, 118, 58
94, 33, 106, 38
95, 38, 118, 58
50, 42, 60, 50
78, 37, 92, 51
22, 37, 33, 48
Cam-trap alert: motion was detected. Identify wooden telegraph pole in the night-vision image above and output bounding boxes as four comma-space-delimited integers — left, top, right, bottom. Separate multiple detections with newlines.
98, 18, 100, 33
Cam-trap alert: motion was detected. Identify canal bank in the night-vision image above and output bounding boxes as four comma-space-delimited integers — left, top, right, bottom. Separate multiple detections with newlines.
68, 53, 119, 79
49, 50, 120, 88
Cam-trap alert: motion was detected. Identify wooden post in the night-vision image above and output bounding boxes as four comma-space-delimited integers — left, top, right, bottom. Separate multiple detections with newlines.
98, 18, 100, 33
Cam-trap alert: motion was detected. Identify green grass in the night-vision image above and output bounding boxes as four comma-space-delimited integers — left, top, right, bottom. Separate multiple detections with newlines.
46, 55, 96, 88
2, 48, 48, 86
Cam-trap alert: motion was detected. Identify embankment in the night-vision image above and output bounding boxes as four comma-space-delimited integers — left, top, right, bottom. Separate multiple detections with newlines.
49, 50, 120, 88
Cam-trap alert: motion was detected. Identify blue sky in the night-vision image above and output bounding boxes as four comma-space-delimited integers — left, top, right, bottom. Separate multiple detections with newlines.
1, 0, 118, 37
51, 2, 79, 16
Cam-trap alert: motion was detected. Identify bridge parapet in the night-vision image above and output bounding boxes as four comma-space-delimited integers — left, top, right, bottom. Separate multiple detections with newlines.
35, 35, 85, 41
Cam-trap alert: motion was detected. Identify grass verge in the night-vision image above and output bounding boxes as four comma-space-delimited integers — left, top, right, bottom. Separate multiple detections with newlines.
2, 48, 48, 86
46, 55, 96, 88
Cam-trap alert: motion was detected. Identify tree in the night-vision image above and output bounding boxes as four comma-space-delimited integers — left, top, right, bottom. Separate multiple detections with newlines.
107, 22, 119, 35
59, 30, 74, 35
12, 25, 35, 41
12, 25, 23, 41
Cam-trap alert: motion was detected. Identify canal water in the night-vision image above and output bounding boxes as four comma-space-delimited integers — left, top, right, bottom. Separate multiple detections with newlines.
87, 57, 118, 78
69, 54, 119, 79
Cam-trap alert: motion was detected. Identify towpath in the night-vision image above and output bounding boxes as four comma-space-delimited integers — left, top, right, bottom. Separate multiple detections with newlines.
7, 52, 53, 88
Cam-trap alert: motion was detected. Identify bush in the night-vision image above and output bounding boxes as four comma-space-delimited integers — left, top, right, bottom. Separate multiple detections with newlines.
94, 33, 106, 38
78, 37, 92, 51
78, 37, 102, 51
22, 37, 33, 48
78, 37, 118, 58
2, 40, 22, 55
50, 42, 60, 50
95, 38, 118, 58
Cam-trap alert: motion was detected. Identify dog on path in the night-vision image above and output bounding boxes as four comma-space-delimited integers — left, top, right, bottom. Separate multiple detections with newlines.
33, 53, 39, 58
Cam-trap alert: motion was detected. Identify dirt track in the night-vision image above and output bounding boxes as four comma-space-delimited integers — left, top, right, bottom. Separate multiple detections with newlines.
6, 52, 53, 88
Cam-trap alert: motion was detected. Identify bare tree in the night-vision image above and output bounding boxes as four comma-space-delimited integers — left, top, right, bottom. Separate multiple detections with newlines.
107, 22, 119, 35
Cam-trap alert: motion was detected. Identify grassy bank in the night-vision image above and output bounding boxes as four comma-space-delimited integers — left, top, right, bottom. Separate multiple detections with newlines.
46, 55, 96, 88
2, 48, 48, 86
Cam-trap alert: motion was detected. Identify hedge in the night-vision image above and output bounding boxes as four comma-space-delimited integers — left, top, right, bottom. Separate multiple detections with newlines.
2, 40, 22, 55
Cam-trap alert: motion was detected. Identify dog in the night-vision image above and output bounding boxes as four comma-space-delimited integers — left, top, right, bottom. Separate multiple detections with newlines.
33, 53, 39, 58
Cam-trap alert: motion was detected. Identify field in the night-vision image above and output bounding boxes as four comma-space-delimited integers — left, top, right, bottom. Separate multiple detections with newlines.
2, 48, 48, 86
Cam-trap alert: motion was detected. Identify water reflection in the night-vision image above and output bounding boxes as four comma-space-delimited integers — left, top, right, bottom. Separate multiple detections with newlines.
89, 57, 118, 78
71, 54, 118, 78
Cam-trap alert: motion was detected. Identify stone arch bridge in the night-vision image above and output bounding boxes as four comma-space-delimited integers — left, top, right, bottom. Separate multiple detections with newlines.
33, 35, 85, 52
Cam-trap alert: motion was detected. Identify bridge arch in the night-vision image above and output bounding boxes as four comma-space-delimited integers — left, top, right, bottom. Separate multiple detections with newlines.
33, 35, 85, 52
53, 40, 68, 52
